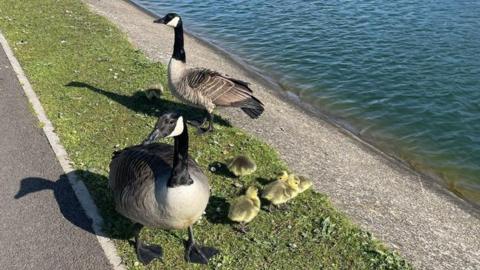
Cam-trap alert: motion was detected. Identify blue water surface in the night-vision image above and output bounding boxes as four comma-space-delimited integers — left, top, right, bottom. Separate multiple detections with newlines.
135, 0, 480, 203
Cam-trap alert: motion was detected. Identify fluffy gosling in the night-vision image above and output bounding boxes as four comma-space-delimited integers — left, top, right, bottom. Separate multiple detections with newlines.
228, 155, 257, 177
296, 175, 313, 193
261, 174, 300, 210
278, 171, 312, 194
228, 186, 261, 233
277, 171, 289, 182
144, 84, 164, 100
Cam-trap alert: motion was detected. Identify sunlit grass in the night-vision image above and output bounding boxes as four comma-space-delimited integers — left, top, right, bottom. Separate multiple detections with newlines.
0, 0, 411, 269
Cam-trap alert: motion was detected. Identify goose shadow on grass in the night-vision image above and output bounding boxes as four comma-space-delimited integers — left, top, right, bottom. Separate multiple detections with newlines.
204, 195, 231, 225
65, 81, 231, 127
255, 177, 272, 186
15, 169, 234, 241
208, 161, 236, 179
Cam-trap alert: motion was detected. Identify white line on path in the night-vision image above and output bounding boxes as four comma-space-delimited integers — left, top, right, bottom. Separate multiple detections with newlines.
0, 31, 126, 270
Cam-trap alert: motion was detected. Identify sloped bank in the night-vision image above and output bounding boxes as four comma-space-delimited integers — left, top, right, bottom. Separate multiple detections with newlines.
84, 0, 480, 269
0, 0, 412, 269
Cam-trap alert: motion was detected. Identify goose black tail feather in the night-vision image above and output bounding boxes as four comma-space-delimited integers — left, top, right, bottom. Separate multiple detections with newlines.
229, 77, 252, 91
242, 107, 263, 119
239, 96, 264, 119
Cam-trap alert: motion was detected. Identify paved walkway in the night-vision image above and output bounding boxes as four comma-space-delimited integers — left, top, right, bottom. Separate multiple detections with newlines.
0, 44, 111, 269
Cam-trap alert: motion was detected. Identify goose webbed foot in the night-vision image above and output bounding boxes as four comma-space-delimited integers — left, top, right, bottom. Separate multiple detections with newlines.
195, 112, 214, 135
196, 124, 214, 135
187, 117, 213, 135
185, 226, 219, 264
136, 241, 163, 265
185, 241, 219, 264
187, 118, 206, 128
133, 223, 163, 265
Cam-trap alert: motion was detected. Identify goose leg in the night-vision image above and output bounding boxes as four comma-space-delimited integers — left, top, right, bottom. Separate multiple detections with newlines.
133, 223, 163, 265
197, 112, 214, 135
185, 225, 219, 264
206, 112, 214, 132
187, 115, 207, 128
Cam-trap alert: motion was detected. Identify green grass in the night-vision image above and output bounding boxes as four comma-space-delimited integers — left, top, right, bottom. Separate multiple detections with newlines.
0, 1, 412, 269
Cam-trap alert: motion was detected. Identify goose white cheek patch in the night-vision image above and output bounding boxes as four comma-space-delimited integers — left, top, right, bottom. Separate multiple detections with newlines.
167, 17, 180, 27
167, 116, 184, 137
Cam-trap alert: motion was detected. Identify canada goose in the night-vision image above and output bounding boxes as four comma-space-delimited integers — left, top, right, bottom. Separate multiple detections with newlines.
228, 186, 261, 233
227, 155, 257, 177
109, 112, 218, 265
154, 13, 265, 134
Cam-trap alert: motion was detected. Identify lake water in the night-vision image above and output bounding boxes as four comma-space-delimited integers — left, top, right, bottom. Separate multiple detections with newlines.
134, 0, 480, 205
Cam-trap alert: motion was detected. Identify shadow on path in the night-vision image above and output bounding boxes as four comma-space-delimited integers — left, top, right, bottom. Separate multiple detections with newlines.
15, 174, 96, 234
16, 169, 234, 240
15, 170, 133, 240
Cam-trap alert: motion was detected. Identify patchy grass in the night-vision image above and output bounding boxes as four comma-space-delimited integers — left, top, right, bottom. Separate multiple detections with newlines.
0, 0, 412, 269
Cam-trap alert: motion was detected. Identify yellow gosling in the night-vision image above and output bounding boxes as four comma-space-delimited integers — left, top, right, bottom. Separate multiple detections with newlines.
296, 175, 313, 193
228, 155, 257, 177
261, 175, 300, 210
277, 170, 289, 182
228, 186, 261, 233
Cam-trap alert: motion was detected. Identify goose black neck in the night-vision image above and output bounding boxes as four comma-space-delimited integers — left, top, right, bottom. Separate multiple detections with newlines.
172, 23, 186, 63
168, 122, 191, 187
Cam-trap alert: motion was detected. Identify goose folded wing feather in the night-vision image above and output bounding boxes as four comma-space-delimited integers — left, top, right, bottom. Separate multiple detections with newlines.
184, 68, 256, 107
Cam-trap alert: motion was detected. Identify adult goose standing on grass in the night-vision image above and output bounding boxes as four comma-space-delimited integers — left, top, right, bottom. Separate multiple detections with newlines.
109, 112, 219, 265
154, 13, 265, 134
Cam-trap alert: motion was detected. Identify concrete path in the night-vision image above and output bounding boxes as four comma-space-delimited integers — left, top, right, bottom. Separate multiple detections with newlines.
0, 43, 111, 269
84, 1, 480, 269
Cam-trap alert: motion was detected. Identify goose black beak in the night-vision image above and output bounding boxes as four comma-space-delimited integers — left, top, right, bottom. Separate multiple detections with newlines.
153, 17, 165, 24
143, 129, 161, 145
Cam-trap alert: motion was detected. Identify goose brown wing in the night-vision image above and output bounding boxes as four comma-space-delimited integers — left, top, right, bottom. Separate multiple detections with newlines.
185, 68, 260, 107
109, 144, 174, 195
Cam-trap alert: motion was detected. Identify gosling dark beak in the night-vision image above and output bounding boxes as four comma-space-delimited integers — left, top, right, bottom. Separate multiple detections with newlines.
143, 128, 160, 145
153, 17, 165, 24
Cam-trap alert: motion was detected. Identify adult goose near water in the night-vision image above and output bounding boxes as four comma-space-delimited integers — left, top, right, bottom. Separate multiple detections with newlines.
154, 13, 265, 134
109, 112, 218, 265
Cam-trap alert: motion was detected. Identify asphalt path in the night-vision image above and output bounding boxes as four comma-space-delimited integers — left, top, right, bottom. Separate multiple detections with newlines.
0, 45, 111, 269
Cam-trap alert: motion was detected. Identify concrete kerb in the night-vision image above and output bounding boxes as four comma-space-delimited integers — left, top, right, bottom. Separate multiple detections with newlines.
0, 31, 126, 270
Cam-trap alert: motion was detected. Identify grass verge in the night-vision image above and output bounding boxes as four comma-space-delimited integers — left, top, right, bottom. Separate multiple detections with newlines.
0, 0, 411, 269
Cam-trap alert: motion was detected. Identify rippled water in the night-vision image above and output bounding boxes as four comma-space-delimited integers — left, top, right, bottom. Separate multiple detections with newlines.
134, 0, 480, 204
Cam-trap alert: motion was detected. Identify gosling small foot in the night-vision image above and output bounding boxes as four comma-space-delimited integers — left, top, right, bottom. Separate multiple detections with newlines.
235, 223, 248, 234
265, 204, 275, 212
136, 242, 163, 265
185, 241, 219, 264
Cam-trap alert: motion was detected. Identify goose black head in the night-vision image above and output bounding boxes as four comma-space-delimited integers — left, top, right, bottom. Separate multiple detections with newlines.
144, 112, 184, 144
153, 13, 182, 28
